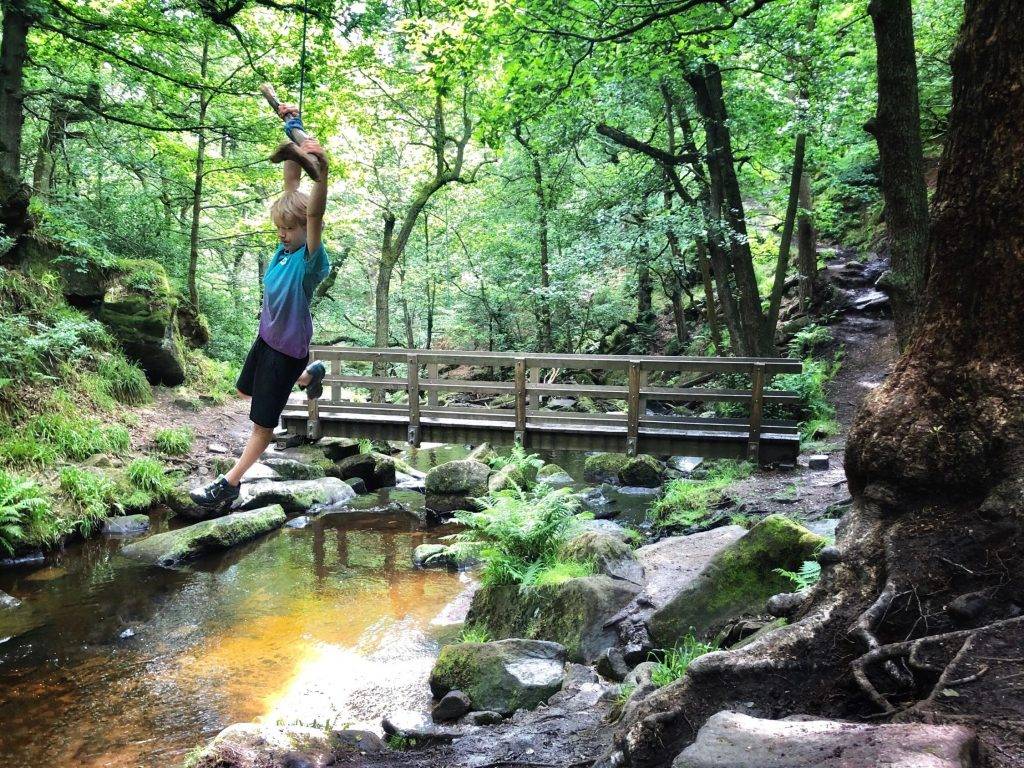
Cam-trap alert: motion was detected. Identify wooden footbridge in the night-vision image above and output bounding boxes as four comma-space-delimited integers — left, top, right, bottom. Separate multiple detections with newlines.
281, 347, 803, 464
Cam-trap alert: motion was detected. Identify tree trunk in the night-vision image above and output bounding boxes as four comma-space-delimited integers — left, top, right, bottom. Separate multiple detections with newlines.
636, 250, 653, 323
762, 132, 806, 350
610, 4, 1024, 766
797, 170, 817, 310
187, 39, 210, 311
0, 0, 33, 246
867, 0, 931, 350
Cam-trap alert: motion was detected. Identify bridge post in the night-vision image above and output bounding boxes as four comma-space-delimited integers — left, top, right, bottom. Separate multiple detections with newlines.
426, 362, 439, 407
527, 365, 540, 409
306, 381, 322, 441
407, 353, 421, 446
626, 360, 641, 456
747, 362, 765, 463
514, 357, 526, 446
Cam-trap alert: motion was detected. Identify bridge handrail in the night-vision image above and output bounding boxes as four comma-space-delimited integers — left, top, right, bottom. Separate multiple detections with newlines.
301, 346, 802, 461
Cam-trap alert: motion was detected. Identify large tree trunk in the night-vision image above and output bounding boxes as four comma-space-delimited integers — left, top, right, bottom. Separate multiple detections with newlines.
796, 170, 817, 311
608, 3, 1024, 766
187, 39, 210, 311
867, 0, 931, 351
0, 0, 33, 247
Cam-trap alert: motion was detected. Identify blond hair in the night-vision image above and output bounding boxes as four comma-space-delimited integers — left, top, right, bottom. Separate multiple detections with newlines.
271, 190, 309, 228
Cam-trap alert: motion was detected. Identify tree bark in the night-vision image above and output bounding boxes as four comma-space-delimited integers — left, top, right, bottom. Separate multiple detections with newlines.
762, 132, 806, 349
0, 0, 33, 246
187, 39, 210, 311
867, 0, 931, 350
610, 4, 1024, 766
515, 125, 554, 352
797, 170, 817, 310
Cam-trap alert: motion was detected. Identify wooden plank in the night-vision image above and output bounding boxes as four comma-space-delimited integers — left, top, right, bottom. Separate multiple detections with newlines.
407, 353, 420, 446
426, 363, 439, 407
323, 375, 406, 389
308, 345, 803, 374
638, 369, 648, 417
626, 360, 641, 456
640, 386, 800, 404
527, 366, 540, 408
748, 362, 766, 462
514, 357, 526, 444
420, 380, 515, 395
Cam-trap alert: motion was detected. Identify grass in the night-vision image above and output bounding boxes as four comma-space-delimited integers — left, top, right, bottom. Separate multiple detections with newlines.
0, 407, 132, 468
650, 460, 753, 531
125, 457, 179, 506
59, 466, 120, 535
154, 426, 194, 456
530, 558, 594, 587
459, 625, 491, 643
650, 634, 717, 687
454, 484, 587, 588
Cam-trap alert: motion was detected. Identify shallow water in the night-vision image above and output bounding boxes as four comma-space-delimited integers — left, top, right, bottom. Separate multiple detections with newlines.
0, 445, 657, 766
0, 509, 467, 767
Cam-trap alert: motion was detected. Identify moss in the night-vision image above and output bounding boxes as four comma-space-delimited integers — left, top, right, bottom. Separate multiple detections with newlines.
583, 453, 630, 482
618, 455, 662, 487
649, 514, 826, 646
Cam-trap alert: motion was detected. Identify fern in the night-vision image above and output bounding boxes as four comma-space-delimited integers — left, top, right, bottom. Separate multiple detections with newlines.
774, 560, 822, 590
0, 470, 52, 555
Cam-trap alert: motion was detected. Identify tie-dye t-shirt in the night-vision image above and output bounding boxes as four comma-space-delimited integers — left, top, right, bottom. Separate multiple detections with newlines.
258, 242, 330, 360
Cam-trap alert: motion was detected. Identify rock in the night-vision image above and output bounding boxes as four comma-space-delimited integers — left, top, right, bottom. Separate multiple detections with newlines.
596, 647, 630, 682
766, 590, 810, 620
649, 516, 825, 646
83, 453, 114, 468
285, 515, 311, 529
618, 455, 663, 488
571, 518, 633, 544
561, 530, 643, 584
467, 443, 497, 464
584, 453, 630, 483
235, 477, 355, 514
208, 442, 229, 454
488, 463, 530, 494
239, 462, 280, 482
673, 710, 975, 768
119, 627, 136, 639
120, 505, 286, 567
0, 552, 45, 568
261, 457, 325, 481
98, 291, 185, 387
716, 618, 777, 648
102, 514, 151, 536
190, 723, 383, 767
807, 454, 830, 470
0, 590, 21, 610
429, 639, 567, 715
321, 437, 361, 461
537, 463, 574, 486
625, 661, 658, 688
847, 287, 890, 312
461, 710, 503, 726
668, 456, 703, 474
817, 545, 842, 565
432, 690, 472, 722
413, 542, 479, 569
328, 452, 396, 491
947, 590, 989, 625
466, 575, 640, 663
425, 459, 491, 515
382, 710, 466, 743
344, 477, 368, 495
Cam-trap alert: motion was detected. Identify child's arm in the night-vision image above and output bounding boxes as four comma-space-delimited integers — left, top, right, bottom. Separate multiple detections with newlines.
301, 138, 328, 256
276, 103, 303, 193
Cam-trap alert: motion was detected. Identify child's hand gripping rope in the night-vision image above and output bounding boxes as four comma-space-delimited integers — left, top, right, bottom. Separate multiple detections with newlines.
260, 83, 325, 182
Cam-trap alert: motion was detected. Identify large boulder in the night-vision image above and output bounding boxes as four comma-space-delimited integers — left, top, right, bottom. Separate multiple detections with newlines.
429, 639, 567, 715
648, 515, 825, 647
674, 710, 975, 768
260, 456, 325, 481
584, 453, 630, 483
235, 477, 355, 514
425, 459, 491, 515
99, 296, 185, 386
189, 723, 382, 768
561, 530, 643, 584
466, 575, 640, 663
328, 452, 396, 491
618, 455, 663, 488
321, 437, 361, 462
120, 505, 285, 567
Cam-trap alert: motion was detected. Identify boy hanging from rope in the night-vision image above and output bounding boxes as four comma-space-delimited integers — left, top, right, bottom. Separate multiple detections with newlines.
190, 100, 329, 508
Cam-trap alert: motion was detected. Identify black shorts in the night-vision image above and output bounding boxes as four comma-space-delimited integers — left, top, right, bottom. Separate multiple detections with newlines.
236, 336, 309, 428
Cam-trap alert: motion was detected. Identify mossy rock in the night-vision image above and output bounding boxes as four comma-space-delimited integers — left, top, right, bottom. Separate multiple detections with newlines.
327, 452, 396, 491
537, 463, 574, 485
99, 296, 184, 386
465, 575, 640, 663
235, 477, 355, 513
261, 457, 326, 481
413, 542, 480, 570
425, 459, 491, 515
467, 443, 497, 464
120, 505, 286, 567
648, 514, 826, 647
584, 453, 631, 483
560, 530, 642, 582
429, 639, 566, 715
618, 455, 663, 488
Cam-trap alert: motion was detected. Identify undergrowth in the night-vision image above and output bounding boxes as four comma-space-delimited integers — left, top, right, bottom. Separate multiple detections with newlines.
650, 460, 753, 531
154, 427, 194, 455
650, 633, 717, 687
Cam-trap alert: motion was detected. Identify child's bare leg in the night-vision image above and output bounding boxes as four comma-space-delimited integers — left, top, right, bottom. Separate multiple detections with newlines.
225, 425, 275, 486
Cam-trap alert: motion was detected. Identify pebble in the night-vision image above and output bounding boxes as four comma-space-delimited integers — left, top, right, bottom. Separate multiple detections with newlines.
208, 442, 229, 454
808, 454, 830, 470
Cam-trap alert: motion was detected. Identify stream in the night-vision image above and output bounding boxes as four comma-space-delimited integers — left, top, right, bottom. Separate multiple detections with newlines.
0, 446, 656, 766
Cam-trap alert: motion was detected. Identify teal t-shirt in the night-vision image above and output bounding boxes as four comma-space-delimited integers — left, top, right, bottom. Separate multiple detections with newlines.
258, 242, 329, 359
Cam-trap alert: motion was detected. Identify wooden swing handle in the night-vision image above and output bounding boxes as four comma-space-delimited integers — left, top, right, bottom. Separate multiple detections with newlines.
260, 83, 322, 181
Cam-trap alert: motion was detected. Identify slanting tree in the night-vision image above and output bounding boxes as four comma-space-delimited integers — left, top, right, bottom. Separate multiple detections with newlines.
608, 2, 1024, 765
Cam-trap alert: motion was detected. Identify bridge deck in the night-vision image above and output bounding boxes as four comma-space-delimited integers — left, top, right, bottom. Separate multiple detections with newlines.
280, 346, 803, 464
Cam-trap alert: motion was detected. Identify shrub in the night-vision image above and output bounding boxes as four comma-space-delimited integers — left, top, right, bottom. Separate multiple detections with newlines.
650, 460, 753, 531
650, 634, 717, 687
787, 323, 834, 359
454, 485, 585, 588
0, 469, 52, 555
154, 427, 194, 455
773, 356, 842, 442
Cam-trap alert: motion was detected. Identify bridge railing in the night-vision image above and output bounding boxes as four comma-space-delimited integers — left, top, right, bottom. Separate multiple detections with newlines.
296, 346, 802, 461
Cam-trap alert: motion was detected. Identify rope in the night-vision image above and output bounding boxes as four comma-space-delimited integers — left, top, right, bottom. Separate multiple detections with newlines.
298, 7, 308, 116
